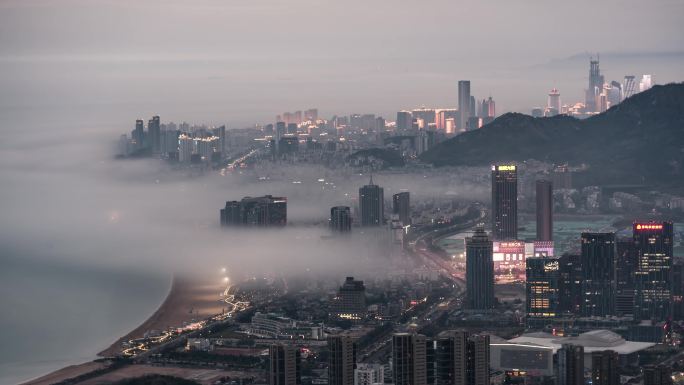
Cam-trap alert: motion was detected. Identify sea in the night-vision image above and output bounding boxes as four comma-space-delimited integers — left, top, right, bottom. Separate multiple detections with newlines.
0, 255, 170, 385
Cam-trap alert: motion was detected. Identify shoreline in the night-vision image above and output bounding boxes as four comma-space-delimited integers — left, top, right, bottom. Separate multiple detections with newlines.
22, 275, 226, 385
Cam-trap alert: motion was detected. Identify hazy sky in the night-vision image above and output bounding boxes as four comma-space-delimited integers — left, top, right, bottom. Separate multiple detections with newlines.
1, 0, 683, 127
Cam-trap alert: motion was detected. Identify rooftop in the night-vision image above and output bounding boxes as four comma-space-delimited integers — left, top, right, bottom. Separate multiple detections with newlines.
508, 329, 655, 355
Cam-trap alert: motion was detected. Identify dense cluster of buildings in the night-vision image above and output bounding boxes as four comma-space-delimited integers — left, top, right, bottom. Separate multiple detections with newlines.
534, 58, 655, 118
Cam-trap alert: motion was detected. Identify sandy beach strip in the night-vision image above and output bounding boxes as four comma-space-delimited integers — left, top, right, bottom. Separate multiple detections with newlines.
98, 275, 227, 357
23, 276, 228, 385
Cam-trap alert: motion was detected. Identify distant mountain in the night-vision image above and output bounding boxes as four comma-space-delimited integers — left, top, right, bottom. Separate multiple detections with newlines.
420, 83, 684, 187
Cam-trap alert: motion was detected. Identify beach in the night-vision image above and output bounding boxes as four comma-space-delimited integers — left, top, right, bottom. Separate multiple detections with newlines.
22, 276, 227, 385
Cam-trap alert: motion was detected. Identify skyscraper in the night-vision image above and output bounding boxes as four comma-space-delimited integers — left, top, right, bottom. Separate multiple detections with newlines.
557, 344, 584, 385
558, 254, 582, 315
536, 180, 553, 241
526, 257, 560, 321
132, 119, 145, 151
396, 111, 413, 131
435, 331, 490, 385
148, 115, 161, 154
328, 335, 357, 385
586, 57, 604, 113
623, 75, 637, 99
220, 195, 287, 228
359, 178, 384, 227
547, 88, 561, 116
581, 233, 616, 317
392, 192, 411, 226
634, 221, 673, 321
458, 81, 470, 131
330, 277, 366, 321
491, 164, 518, 240
270, 344, 301, 385
465, 227, 494, 310
330, 206, 352, 233
591, 350, 619, 385
392, 333, 431, 385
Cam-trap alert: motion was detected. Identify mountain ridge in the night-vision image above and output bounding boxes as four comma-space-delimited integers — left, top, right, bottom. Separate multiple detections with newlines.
420, 83, 684, 186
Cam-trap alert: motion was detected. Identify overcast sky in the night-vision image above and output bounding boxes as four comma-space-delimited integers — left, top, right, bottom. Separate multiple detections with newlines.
1, 0, 683, 128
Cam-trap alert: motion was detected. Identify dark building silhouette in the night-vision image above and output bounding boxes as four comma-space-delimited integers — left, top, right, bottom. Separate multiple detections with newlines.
220, 195, 287, 227
558, 254, 582, 315
270, 344, 301, 385
132, 119, 145, 151
643, 365, 673, 385
327, 335, 357, 385
581, 232, 616, 317
392, 333, 433, 385
535, 180, 553, 241
634, 221, 673, 321
359, 178, 384, 227
330, 206, 352, 233
591, 350, 619, 385
672, 263, 684, 321
435, 331, 489, 385
330, 277, 366, 321
557, 344, 584, 385
615, 239, 638, 316
393, 192, 411, 226
491, 164, 518, 240
466, 227, 494, 310
458, 81, 471, 130
148, 115, 160, 154
526, 257, 560, 322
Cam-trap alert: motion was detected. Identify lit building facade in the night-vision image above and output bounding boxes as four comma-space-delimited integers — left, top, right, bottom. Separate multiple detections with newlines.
491, 165, 518, 240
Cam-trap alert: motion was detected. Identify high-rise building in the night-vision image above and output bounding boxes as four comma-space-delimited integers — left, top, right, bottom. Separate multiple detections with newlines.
220, 195, 287, 227
615, 239, 638, 316
359, 178, 384, 227
132, 119, 145, 151
491, 164, 518, 240
586, 58, 604, 113
392, 333, 431, 385
330, 206, 352, 233
458, 81, 471, 131
623, 75, 637, 99
642, 365, 673, 385
148, 115, 161, 154
331, 277, 366, 321
304, 108, 318, 121
639, 75, 653, 92
481, 96, 495, 118
558, 254, 582, 315
178, 134, 194, 163
580, 233, 616, 317
557, 344, 584, 385
634, 221, 673, 321
392, 192, 411, 226
547, 88, 561, 116
328, 335, 357, 385
536, 180, 553, 241
436, 109, 458, 131
354, 364, 384, 385
526, 257, 560, 320
396, 111, 413, 131
435, 331, 489, 385
591, 350, 619, 385
270, 344, 301, 385
466, 227, 494, 310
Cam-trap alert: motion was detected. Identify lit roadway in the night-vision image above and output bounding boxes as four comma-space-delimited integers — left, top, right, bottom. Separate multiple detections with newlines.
121, 283, 249, 358
360, 208, 484, 364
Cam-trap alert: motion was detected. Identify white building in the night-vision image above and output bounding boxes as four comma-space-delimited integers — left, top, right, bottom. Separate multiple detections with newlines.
354, 363, 384, 385
178, 134, 194, 163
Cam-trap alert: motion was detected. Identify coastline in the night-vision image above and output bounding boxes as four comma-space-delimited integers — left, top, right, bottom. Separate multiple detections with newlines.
22, 275, 226, 385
